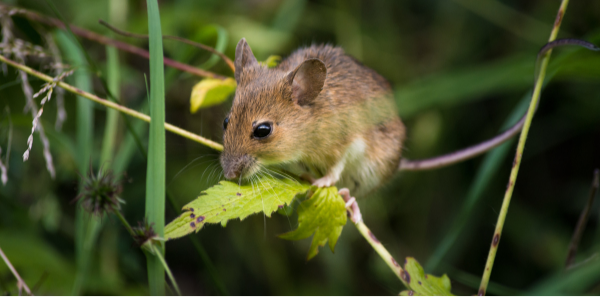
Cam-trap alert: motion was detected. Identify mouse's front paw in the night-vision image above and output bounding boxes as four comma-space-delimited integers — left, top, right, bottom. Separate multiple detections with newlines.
312, 175, 337, 188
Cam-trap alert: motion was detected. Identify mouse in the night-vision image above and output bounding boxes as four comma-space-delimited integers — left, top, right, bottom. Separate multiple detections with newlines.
220, 38, 405, 200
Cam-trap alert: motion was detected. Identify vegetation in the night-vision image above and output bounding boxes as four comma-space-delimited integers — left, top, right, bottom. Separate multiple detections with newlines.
1, 0, 600, 296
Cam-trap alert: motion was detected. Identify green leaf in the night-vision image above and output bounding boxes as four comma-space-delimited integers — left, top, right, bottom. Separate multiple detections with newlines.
165, 177, 311, 240
190, 77, 237, 113
279, 187, 347, 260
399, 257, 453, 296
260, 55, 282, 68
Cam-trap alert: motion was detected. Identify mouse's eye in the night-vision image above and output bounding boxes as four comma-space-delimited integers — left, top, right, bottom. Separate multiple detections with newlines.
253, 122, 272, 139
223, 117, 229, 130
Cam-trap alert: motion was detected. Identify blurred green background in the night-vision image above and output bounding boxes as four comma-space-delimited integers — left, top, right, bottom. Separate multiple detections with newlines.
1, 0, 600, 296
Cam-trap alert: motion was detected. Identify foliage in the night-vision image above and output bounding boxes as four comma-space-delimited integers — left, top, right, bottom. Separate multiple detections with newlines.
166, 180, 348, 262
398, 257, 453, 296
1, 0, 600, 296
165, 176, 310, 240
279, 187, 347, 260
190, 77, 237, 113
260, 55, 282, 68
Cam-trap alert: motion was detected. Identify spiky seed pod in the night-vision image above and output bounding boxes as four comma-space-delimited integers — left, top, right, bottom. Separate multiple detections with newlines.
132, 219, 162, 252
74, 166, 124, 216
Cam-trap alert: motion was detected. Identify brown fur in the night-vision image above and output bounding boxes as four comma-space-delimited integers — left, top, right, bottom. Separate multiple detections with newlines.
221, 39, 405, 197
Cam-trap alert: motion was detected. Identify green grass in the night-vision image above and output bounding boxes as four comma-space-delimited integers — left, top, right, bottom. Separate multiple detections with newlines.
145, 0, 167, 295
54, 30, 99, 296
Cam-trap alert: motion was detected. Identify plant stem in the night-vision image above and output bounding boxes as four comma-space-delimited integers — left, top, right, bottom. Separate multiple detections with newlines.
354, 221, 410, 289
56, 29, 99, 296
0, 4, 224, 79
99, 45, 120, 168
98, 19, 235, 72
113, 209, 183, 295
477, 0, 569, 295
0, 246, 33, 296
425, 96, 530, 271
113, 209, 136, 238
565, 169, 600, 268
150, 244, 182, 296
0, 53, 224, 152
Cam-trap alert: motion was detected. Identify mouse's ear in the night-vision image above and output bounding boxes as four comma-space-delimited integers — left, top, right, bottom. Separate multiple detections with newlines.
286, 58, 327, 106
234, 38, 258, 83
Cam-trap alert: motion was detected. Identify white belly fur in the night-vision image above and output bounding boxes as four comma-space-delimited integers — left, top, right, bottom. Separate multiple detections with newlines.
336, 137, 382, 197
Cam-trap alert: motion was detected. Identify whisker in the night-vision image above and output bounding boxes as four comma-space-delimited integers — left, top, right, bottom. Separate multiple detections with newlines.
168, 155, 217, 187
254, 173, 267, 238
260, 167, 295, 189
264, 167, 300, 185
200, 161, 220, 184
206, 161, 223, 185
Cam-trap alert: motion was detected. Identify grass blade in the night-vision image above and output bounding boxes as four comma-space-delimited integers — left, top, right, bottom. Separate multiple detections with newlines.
425, 94, 530, 272
54, 30, 99, 296
145, 0, 166, 295
99, 0, 126, 168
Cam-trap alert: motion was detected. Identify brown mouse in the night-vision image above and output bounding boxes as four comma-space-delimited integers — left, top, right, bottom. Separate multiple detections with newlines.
220, 38, 405, 199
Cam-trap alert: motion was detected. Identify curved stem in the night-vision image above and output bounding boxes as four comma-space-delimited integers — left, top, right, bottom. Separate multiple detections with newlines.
98, 19, 235, 72
114, 209, 136, 238
478, 0, 569, 295
0, 246, 33, 296
565, 169, 599, 268
0, 53, 224, 152
0, 4, 225, 79
151, 244, 182, 296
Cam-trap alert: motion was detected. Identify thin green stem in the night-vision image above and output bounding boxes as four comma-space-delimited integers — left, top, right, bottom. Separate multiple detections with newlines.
477, 0, 569, 295
150, 244, 182, 296
113, 209, 136, 238
0, 53, 224, 152
354, 221, 409, 289
113, 208, 182, 296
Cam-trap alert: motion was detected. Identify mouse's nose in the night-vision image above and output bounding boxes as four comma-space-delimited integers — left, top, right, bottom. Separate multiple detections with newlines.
224, 169, 240, 180
221, 153, 250, 180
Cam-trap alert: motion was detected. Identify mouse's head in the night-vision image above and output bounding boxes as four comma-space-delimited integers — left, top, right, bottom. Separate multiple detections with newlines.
220, 38, 327, 180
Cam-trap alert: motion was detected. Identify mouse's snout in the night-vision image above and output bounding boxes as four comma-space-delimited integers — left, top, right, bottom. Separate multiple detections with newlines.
220, 153, 254, 180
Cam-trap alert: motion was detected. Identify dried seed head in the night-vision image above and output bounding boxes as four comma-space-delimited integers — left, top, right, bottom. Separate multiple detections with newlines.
132, 219, 162, 252
73, 165, 124, 216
